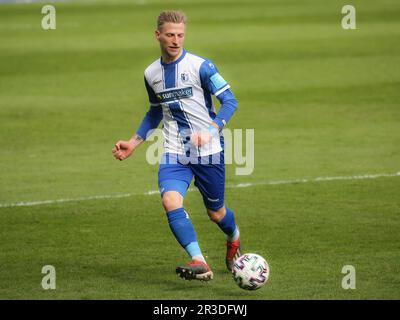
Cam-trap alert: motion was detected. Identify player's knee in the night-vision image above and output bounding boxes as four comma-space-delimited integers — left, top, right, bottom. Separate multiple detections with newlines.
207, 206, 226, 223
162, 191, 183, 212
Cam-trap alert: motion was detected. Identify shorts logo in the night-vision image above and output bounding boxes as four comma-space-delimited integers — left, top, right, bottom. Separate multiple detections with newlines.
181, 73, 189, 82
207, 197, 220, 202
156, 87, 193, 103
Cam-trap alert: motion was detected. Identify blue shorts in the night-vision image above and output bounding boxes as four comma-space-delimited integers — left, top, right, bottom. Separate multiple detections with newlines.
158, 152, 225, 210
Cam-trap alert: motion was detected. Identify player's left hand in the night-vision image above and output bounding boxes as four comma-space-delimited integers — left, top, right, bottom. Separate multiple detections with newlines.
190, 131, 213, 147
191, 124, 219, 147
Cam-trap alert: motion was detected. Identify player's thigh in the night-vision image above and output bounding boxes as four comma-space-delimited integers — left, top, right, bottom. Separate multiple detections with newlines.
191, 160, 225, 211
158, 153, 193, 204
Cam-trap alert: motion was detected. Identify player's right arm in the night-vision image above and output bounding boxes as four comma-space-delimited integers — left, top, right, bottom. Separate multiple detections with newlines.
112, 76, 163, 161
112, 134, 144, 161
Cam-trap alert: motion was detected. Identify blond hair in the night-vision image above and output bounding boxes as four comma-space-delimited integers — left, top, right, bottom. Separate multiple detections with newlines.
157, 10, 187, 30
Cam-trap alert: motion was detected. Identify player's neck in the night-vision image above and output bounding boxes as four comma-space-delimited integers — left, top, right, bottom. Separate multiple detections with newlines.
161, 49, 184, 64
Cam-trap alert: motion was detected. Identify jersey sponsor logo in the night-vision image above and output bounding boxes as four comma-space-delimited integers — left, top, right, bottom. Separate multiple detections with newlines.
156, 87, 193, 103
210, 73, 227, 90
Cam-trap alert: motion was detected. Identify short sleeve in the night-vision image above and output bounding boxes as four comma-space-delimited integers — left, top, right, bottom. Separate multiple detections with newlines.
199, 60, 231, 96
144, 76, 160, 106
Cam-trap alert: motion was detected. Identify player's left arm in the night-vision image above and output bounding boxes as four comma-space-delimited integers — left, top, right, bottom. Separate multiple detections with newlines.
191, 60, 238, 146
212, 88, 238, 129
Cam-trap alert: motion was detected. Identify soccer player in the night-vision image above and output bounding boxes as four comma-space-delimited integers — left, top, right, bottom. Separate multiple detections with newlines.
112, 10, 240, 281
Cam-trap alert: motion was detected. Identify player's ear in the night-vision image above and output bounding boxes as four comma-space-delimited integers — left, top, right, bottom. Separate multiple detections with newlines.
155, 29, 161, 40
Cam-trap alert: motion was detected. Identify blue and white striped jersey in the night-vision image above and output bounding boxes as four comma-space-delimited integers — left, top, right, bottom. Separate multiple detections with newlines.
142, 49, 233, 157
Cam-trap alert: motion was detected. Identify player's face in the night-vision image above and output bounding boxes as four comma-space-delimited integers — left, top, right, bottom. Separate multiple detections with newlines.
155, 22, 185, 62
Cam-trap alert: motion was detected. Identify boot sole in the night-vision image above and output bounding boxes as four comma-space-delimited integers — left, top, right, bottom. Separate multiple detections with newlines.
176, 267, 214, 281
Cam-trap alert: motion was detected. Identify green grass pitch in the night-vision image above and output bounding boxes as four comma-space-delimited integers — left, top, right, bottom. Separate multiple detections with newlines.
0, 0, 399, 299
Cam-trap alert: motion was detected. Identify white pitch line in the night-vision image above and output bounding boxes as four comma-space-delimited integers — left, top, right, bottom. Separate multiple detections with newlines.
0, 171, 399, 209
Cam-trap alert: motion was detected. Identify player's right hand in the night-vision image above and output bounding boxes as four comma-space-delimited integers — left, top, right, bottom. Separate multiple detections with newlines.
112, 140, 134, 161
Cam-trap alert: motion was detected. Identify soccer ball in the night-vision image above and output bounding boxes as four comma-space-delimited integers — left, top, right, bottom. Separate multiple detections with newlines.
232, 253, 269, 290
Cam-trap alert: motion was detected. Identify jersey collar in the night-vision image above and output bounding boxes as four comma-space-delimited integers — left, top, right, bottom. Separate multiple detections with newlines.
160, 49, 187, 67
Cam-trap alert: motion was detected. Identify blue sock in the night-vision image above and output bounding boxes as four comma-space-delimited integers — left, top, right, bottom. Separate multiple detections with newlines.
217, 207, 239, 241
185, 242, 205, 262
167, 208, 204, 261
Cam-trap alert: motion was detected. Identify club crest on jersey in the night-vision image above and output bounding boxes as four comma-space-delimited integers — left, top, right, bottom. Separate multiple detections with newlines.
181, 73, 189, 82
